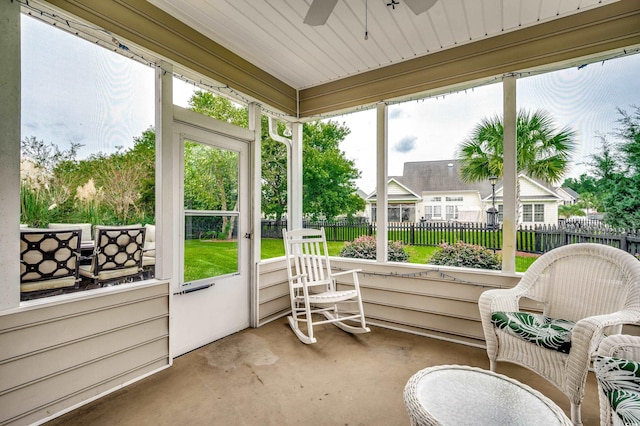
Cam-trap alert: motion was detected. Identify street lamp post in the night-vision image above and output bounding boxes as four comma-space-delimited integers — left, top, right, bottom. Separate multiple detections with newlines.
486, 176, 498, 230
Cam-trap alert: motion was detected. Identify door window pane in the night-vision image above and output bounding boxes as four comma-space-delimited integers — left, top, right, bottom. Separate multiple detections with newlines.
184, 213, 238, 282
183, 141, 239, 282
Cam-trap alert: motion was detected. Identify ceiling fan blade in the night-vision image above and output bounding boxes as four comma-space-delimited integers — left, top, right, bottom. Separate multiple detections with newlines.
404, 0, 438, 15
304, 0, 339, 26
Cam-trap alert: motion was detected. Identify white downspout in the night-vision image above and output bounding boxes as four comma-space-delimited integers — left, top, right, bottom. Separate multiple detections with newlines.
268, 117, 302, 230
289, 123, 303, 230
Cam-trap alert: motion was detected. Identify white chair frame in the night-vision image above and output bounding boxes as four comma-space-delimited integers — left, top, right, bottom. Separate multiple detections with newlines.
283, 227, 370, 344
479, 243, 640, 426
595, 334, 640, 426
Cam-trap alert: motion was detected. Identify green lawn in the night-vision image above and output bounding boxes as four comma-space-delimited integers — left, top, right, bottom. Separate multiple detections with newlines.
184, 239, 238, 282
183, 238, 540, 279
260, 238, 537, 272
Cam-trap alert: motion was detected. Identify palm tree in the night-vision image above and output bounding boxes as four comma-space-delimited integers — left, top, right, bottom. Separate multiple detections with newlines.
457, 109, 576, 184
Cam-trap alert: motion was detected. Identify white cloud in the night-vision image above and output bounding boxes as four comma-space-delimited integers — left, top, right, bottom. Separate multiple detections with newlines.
339, 54, 640, 193
393, 136, 417, 153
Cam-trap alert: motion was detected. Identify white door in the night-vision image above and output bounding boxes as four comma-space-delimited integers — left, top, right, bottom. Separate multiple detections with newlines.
172, 122, 250, 356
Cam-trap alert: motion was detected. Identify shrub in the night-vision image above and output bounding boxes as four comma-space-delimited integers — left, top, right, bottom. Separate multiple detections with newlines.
340, 235, 409, 262
388, 240, 409, 262
429, 241, 501, 270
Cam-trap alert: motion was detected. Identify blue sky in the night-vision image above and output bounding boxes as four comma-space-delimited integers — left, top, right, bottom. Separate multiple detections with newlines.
21, 14, 640, 194
21, 16, 155, 159
338, 53, 640, 193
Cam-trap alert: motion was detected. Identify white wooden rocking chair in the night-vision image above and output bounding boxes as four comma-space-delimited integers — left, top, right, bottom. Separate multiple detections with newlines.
283, 227, 370, 344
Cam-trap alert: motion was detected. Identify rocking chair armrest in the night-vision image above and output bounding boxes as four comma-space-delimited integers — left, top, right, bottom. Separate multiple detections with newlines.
289, 273, 307, 282
330, 269, 361, 278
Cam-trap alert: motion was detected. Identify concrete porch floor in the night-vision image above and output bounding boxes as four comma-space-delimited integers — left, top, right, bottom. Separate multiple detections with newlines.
47, 318, 600, 425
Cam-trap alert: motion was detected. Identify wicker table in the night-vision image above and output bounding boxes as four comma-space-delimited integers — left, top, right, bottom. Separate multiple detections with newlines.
403, 365, 572, 426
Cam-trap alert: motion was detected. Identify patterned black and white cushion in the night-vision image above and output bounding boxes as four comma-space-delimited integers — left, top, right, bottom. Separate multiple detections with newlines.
595, 355, 640, 425
491, 311, 575, 354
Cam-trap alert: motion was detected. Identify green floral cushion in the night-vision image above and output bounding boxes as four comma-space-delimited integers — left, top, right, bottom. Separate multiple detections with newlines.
595, 355, 640, 425
491, 311, 574, 354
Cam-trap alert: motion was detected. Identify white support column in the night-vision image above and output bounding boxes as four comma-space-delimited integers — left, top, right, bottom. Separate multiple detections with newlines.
289, 122, 303, 230
502, 75, 517, 273
376, 104, 388, 263
155, 62, 176, 284
0, 1, 21, 310
248, 102, 261, 328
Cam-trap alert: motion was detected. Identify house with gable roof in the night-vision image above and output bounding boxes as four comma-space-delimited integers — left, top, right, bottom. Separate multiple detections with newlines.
364, 177, 422, 223
555, 186, 580, 205
486, 174, 563, 225
365, 160, 562, 225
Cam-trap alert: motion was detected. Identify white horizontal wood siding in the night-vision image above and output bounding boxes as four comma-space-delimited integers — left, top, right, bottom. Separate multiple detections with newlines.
545, 202, 559, 224
256, 258, 291, 325
388, 181, 409, 196
519, 178, 551, 197
256, 257, 640, 344
0, 282, 170, 425
257, 257, 520, 346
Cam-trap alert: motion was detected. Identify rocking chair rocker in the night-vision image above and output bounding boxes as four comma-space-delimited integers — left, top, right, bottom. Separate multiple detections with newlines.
283, 227, 370, 344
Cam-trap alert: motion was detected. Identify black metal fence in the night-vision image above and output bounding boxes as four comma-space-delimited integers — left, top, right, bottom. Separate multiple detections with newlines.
261, 220, 640, 256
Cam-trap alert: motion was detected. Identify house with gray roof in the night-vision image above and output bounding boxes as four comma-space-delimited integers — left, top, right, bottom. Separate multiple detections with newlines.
556, 187, 580, 205
366, 160, 563, 225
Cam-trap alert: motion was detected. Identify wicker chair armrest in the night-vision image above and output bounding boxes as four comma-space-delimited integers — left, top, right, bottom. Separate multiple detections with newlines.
565, 310, 640, 402
597, 334, 640, 359
574, 310, 640, 351
478, 287, 524, 314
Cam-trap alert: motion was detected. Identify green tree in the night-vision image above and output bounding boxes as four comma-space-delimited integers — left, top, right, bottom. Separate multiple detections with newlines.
20, 133, 155, 226
189, 91, 249, 127
129, 128, 157, 214
562, 174, 599, 196
457, 109, 576, 184
615, 106, 640, 173
303, 121, 364, 220
20, 137, 82, 226
21, 136, 82, 173
261, 138, 288, 221
558, 204, 586, 219
588, 135, 619, 183
602, 106, 640, 228
187, 91, 363, 221
602, 174, 640, 228
576, 192, 603, 214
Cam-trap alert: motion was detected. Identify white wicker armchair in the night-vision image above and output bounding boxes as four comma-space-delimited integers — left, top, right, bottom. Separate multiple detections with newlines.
479, 243, 640, 426
595, 334, 640, 426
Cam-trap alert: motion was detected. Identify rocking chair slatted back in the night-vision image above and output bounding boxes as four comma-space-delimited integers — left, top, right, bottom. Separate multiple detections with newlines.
288, 232, 330, 288
282, 227, 370, 344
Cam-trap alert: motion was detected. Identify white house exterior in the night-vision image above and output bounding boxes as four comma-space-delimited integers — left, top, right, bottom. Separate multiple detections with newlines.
395, 160, 489, 223
365, 178, 422, 222
556, 187, 580, 205
487, 174, 563, 225
364, 160, 562, 225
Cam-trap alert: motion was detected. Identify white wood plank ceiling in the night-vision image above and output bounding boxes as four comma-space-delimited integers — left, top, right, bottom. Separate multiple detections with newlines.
147, 0, 618, 90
